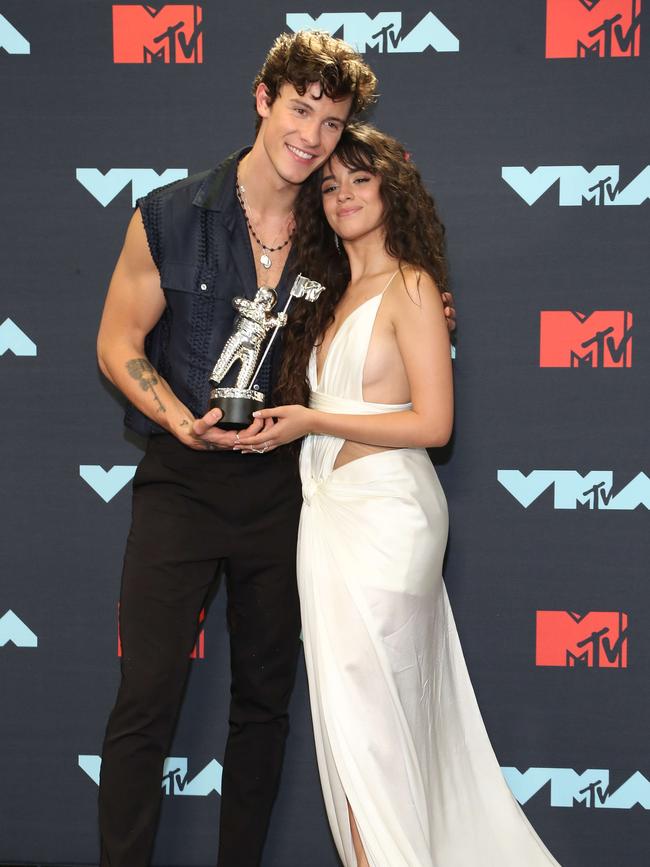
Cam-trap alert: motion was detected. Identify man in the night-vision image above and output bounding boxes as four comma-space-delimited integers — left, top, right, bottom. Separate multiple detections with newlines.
96, 30, 454, 867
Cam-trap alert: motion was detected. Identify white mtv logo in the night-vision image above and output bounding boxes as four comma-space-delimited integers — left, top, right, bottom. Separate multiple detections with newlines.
502, 165, 650, 206
79, 465, 136, 502
286, 12, 459, 53
0, 611, 37, 647
79, 755, 223, 796
76, 168, 188, 207
0, 14, 30, 54
0, 319, 37, 356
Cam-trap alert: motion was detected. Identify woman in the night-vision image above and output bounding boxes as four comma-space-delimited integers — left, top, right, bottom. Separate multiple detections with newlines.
237, 125, 561, 867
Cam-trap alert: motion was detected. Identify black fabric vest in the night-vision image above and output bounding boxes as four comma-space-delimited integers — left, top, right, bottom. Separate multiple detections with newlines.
125, 150, 295, 437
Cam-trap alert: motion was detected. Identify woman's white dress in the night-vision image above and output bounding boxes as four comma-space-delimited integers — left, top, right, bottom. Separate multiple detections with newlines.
297, 287, 561, 867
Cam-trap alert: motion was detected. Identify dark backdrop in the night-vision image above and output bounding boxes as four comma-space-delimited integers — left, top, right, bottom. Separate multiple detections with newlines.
1, 2, 648, 865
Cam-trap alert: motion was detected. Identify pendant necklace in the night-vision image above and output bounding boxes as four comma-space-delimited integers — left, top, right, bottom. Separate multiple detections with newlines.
236, 175, 294, 270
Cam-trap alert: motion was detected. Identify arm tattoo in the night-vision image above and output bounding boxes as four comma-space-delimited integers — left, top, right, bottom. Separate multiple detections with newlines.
180, 419, 190, 429
126, 358, 166, 413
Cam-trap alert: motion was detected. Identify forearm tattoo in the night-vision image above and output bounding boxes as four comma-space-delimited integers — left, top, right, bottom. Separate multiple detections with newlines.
126, 358, 166, 413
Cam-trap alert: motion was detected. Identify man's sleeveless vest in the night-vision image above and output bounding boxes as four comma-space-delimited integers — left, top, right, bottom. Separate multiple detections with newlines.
125, 150, 293, 437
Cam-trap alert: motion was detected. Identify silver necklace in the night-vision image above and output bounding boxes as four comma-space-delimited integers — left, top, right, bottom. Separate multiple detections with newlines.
236, 176, 294, 270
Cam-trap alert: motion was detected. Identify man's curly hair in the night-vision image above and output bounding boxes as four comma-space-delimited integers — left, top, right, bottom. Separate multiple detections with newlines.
253, 31, 377, 131
275, 123, 448, 408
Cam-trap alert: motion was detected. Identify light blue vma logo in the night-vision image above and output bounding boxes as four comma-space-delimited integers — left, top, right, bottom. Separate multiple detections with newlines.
0, 14, 30, 54
0, 611, 37, 647
79, 755, 223, 796
502, 165, 650, 206
76, 168, 188, 207
503, 768, 650, 810
79, 465, 136, 502
286, 12, 459, 53
0, 319, 37, 356
498, 470, 650, 511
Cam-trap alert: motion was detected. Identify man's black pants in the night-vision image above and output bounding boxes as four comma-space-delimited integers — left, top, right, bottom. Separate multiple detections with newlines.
98, 435, 303, 867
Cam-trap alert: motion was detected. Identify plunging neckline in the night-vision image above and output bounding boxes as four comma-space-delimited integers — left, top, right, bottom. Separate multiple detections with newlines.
315, 295, 380, 388
314, 270, 400, 388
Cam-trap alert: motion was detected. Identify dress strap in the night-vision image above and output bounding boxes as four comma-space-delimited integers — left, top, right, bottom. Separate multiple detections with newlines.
380, 269, 401, 295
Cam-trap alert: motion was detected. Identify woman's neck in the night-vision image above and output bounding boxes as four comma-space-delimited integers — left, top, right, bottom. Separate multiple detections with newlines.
343, 230, 395, 285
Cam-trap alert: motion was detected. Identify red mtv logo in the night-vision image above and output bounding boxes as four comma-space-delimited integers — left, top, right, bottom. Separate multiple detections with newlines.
539, 311, 633, 367
546, 0, 641, 58
118, 606, 206, 659
113, 4, 203, 64
536, 611, 628, 667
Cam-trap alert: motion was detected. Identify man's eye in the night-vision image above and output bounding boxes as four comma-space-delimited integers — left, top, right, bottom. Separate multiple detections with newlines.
294, 107, 307, 116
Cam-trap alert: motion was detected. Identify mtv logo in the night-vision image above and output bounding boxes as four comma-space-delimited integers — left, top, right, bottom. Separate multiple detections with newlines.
286, 12, 459, 53
540, 311, 633, 367
546, 0, 641, 58
0, 610, 38, 647
79, 755, 223, 795
497, 470, 650, 510
501, 165, 650, 206
503, 767, 650, 809
0, 319, 37, 356
79, 465, 136, 502
113, 4, 203, 63
161, 757, 222, 795
536, 611, 628, 667
76, 168, 188, 207
0, 13, 30, 54
118, 606, 205, 658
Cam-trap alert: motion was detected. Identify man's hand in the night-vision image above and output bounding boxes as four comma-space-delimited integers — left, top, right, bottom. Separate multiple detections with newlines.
441, 291, 456, 332
186, 408, 265, 451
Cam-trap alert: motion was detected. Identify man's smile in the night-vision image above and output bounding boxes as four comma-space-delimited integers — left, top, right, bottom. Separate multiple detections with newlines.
286, 143, 317, 163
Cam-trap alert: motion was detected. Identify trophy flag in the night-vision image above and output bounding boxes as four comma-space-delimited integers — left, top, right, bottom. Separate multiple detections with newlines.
290, 274, 327, 303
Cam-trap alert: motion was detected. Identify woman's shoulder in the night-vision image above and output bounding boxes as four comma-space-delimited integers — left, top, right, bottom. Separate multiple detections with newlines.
386, 264, 442, 311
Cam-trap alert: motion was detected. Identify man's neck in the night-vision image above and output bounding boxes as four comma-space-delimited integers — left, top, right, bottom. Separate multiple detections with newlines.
238, 142, 299, 220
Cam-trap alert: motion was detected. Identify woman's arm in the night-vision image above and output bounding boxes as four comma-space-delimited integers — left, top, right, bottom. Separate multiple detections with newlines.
238, 271, 453, 451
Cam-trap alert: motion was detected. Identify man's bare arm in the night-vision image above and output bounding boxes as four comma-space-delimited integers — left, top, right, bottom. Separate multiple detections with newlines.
97, 210, 253, 450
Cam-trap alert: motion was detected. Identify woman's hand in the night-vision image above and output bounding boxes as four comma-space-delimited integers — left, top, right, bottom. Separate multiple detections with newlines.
234, 405, 314, 453
441, 291, 456, 332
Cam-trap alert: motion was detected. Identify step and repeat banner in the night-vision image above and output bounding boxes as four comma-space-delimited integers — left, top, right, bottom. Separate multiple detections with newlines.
1, 2, 648, 865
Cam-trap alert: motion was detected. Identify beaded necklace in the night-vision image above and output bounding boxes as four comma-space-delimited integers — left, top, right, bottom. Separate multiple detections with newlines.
236, 175, 294, 270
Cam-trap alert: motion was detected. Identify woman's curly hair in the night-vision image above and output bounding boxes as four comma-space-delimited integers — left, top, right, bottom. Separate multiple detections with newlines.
275, 122, 448, 407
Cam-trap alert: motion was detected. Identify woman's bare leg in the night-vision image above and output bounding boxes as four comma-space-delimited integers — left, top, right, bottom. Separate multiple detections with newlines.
348, 801, 370, 867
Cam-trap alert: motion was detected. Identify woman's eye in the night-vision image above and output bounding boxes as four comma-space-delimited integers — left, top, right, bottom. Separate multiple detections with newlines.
321, 185, 337, 195
354, 176, 370, 184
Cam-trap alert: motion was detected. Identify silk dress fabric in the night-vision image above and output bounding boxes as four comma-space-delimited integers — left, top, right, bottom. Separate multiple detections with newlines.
297, 283, 562, 867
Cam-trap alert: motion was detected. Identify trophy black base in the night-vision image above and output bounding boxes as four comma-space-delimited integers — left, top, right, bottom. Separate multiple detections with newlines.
209, 387, 265, 430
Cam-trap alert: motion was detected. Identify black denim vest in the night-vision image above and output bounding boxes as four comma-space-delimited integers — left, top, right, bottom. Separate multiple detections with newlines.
125, 150, 294, 437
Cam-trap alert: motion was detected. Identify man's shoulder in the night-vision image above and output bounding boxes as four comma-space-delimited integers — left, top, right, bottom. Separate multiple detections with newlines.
137, 150, 243, 211
147, 167, 214, 202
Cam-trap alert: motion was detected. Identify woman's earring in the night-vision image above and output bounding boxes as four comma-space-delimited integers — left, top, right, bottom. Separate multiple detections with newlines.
334, 232, 341, 254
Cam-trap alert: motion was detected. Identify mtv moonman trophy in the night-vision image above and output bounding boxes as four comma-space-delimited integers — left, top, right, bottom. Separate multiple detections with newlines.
209, 274, 326, 430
